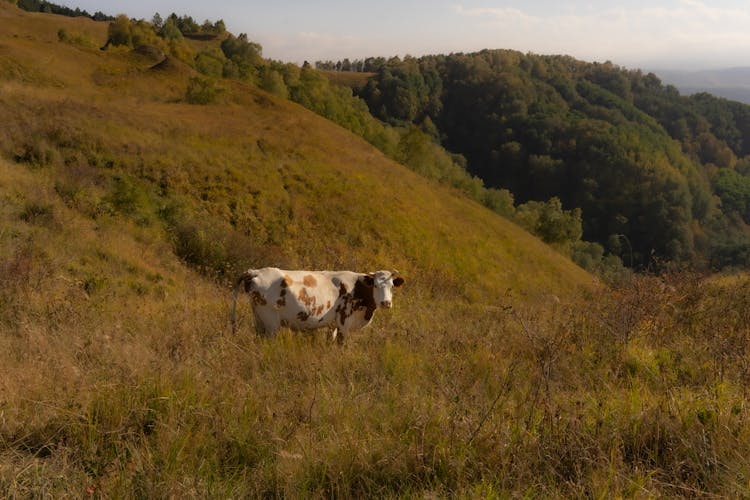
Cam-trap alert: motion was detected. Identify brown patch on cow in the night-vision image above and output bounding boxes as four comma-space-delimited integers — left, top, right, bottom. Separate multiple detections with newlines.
297, 311, 310, 322
336, 302, 349, 327
250, 291, 267, 306
336, 285, 351, 326
298, 288, 316, 308
353, 278, 377, 321
315, 305, 324, 316
303, 274, 317, 287
326, 300, 331, 309
276, 287, 287, 307
282, 275, 293, 287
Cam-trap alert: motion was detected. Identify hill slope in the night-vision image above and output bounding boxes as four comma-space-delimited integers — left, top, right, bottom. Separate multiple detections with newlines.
0, 4, 597, 495
0, 1, 592, 300
349, 52, 750, 269
6, 5, 750, 498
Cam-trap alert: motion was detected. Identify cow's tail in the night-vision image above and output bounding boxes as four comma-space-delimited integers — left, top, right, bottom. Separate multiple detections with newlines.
231, 270, 256, 334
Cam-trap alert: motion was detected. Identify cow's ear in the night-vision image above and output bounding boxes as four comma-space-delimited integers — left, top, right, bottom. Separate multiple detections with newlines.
362, 275, 375, 287
393, 277, 405, 287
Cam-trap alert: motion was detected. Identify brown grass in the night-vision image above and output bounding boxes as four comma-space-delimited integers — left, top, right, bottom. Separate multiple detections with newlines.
2, 215, 750, 497
320, 70, 375, 89
3, 3, 749, 497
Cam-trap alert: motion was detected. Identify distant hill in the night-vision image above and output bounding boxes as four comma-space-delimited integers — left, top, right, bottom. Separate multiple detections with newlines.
333, 52, 750, 269
654, 67, 750, 104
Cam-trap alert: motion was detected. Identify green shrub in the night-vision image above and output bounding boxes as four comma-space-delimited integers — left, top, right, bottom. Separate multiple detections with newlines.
57, 28, 96, 48
185, 77, 223, 105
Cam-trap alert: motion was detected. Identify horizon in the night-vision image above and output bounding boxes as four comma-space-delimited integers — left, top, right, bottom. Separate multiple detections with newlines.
61, 0, 750, 72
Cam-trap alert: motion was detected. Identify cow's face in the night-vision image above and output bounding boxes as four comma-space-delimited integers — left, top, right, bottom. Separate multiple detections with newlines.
363, 270, 404, 309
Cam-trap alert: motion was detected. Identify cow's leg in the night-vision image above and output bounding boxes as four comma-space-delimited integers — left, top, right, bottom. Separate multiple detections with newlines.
254, 309, 280, 337
335, 326, 347, 345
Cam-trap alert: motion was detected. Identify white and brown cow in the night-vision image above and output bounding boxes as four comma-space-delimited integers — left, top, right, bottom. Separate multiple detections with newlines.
231, 267, 404, 343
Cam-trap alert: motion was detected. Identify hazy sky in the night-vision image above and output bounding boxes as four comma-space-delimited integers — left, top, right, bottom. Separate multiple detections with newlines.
65, 0, 750, 70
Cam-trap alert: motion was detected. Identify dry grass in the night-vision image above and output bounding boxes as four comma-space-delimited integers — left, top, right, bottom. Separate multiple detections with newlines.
3, 219, 750, 497
320, 70, 375, 89
2, 3, 750, 497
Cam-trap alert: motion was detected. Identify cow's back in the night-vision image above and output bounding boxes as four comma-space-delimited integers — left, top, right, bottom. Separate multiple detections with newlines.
249, 268, 358, 331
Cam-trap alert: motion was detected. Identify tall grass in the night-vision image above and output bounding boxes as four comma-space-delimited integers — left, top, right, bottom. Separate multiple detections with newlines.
2, 5, 749, 496
3, 248, 750, 496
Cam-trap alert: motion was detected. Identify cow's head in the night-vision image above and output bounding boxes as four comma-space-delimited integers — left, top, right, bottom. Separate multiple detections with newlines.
362, 270, 405, 309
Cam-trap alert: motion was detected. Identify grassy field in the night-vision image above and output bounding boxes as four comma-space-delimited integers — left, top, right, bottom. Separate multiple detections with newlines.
2, 3, 750, 497
320, 70, 375, 89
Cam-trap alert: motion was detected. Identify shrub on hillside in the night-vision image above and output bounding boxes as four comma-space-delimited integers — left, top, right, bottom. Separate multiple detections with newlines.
194, 50, 224, 78
160, 202, 279, 278
19, 200, 55, 227
57, 28, 96, 48
185, 77, 223, 105
104, 175, 154, 226
515, 197, 583, 247
259, 68, 288, 99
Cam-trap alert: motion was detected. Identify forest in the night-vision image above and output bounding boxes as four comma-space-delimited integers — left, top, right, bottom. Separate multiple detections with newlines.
342, 52, 750, 270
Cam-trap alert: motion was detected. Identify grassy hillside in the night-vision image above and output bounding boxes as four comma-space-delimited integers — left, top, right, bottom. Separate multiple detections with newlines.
0, 2, 592, 299
3, 4, 750, 497
320, 69, 374, 89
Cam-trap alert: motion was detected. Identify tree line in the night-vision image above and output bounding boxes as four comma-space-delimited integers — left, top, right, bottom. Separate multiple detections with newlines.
320, 51, 750, 270
314, 57, 393, 73
16, 0, 112, 21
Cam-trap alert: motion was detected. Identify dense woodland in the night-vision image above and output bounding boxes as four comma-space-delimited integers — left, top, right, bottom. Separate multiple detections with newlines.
345, 53, 750, 270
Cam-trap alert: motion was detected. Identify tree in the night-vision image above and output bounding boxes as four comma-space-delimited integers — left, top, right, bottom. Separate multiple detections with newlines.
185, 77, 223, 105
107, 14, 132, 47
159, 17, 182, 41
152, 12, 163, 30
259, 68, 288, 99
515, 197, 582, 248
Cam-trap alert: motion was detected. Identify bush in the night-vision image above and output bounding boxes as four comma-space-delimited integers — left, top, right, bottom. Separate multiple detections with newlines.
194, 51, 224, 78
185, 77, 223, 105
160, 202, 274, 278
106, 14, 132, 47
571, 240, 604, 271
515, 197, 582, 247
105, 175, 153, 225
57, 28, 96, 48
259, 68, 289, 98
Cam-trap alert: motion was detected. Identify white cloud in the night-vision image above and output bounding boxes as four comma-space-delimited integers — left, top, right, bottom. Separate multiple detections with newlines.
453, 4, 535, 24
453, 1, 750, 68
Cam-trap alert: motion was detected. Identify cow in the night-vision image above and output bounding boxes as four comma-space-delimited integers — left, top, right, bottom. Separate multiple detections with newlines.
231, 267, 405, 344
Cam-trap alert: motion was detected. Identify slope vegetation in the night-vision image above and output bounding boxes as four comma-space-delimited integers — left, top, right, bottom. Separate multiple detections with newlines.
0, 2, 592, 300
6, 5, 750, 498
352, 51, 750, 269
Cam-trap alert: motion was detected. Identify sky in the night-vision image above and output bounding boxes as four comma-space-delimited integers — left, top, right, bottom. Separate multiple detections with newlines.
64, 0, 750, 71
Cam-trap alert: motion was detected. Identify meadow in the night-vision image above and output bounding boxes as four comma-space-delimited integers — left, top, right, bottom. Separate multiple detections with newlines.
2, 3, 750, 497
4, 221, 750, 496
